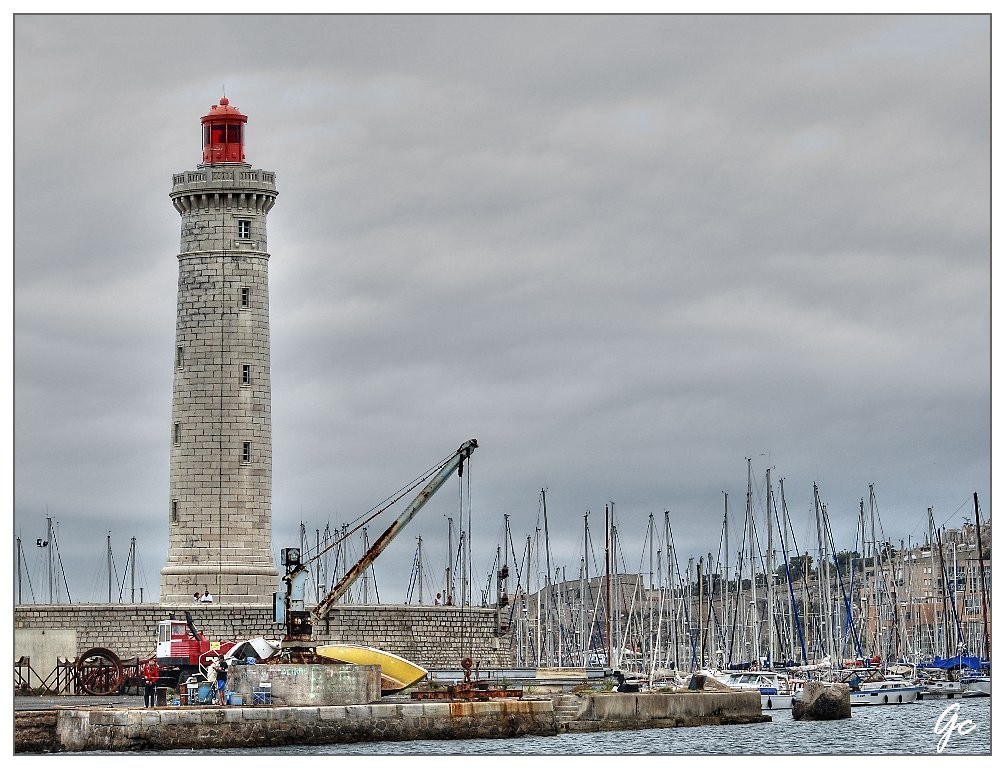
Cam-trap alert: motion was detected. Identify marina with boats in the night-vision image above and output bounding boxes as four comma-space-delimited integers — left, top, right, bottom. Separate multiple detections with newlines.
13, 446, 991, 752
14, 475, 991, 754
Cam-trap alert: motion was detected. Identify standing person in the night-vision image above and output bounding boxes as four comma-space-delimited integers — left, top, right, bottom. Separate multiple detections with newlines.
214, 656, 228, 705
193, 592, 202, 603
142, 659, 160, 708
434, 593, 442, 605
200, 589, 213, 603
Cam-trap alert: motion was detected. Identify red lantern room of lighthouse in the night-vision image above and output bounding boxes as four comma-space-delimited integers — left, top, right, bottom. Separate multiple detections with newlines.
201, 96, 247, 164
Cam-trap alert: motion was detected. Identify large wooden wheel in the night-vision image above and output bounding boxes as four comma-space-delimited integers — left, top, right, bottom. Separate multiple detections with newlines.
76, 647, 124, 696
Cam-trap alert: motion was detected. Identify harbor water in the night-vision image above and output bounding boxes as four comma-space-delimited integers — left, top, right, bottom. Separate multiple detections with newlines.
105, 696, 991, 757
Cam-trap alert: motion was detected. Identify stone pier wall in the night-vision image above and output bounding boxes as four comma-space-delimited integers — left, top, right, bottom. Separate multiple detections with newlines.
49, 700, 557, 752
13, 603, 512, 682
14, 693, 773, 753
561, 690, 767, 732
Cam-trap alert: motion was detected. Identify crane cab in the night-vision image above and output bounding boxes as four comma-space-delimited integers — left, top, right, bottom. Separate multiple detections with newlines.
156, 617, 204, 667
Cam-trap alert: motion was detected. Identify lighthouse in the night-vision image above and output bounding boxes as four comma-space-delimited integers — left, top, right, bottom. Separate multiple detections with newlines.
160, 97, 280, 604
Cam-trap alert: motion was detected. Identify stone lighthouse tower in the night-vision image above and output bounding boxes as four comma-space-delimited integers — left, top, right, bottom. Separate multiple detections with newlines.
160, 97, 280, 604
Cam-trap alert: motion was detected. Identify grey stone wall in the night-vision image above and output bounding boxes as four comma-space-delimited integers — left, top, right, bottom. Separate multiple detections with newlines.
565, 690, 766, 731
16, 694, 769, 753
44, 700, 556, 752
13, 604, 514, 672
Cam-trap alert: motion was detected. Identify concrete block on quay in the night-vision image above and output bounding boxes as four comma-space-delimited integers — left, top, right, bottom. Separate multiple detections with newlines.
344, 704, 375, 718
317, 706, 347, 721
559, 691, 767, 732
419, 701, 453, 718
229, 663, 381, 706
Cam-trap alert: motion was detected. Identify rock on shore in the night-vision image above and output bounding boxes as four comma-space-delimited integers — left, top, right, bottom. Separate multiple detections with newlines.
792, 681, 851, 721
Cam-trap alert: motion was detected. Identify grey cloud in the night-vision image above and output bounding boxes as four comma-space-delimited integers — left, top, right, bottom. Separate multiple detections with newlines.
14, 14, 989, 606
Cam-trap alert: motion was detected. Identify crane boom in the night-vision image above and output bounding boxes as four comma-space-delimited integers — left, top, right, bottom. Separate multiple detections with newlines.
313, 438, 478, 621
277, 439, 477, 645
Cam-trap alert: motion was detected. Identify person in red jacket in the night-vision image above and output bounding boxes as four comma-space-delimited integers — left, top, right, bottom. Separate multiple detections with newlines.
142, 659, 160, 708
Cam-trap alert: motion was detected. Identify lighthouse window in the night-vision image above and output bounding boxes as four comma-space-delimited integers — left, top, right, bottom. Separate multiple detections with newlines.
227, 124, 242, 143
171, 499, 179, 524
210, 124, 227, 144
173, 422, 180, 445
176, 345, 184, 370
238, 219, 251, 239
242, 441, 252, 464
240, 286, 251, 308
241, 364, 251, 386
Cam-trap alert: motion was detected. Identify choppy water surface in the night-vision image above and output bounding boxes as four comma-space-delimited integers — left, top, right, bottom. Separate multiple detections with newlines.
171, 697, 991, 757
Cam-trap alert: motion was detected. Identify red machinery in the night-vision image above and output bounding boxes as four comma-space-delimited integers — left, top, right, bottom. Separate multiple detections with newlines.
155, 611, 235, 688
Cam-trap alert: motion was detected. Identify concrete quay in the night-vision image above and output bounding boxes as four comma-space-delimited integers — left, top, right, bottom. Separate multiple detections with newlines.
554, 690, 768, 732
14, 690, 767, 753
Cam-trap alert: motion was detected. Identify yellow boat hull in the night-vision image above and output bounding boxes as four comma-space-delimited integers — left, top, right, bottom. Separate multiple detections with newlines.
315, 644, 428, 692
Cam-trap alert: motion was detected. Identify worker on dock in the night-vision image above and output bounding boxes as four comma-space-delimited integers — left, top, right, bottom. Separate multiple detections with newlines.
142, 659, 160, 708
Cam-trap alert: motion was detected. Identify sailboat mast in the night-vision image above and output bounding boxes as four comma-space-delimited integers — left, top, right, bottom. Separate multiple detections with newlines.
605, 503, 612, 668
778, 477, 807, 664
525, 534, 533, 666
814, 485, 833, 664
766, 467, 775, 668
459, 529, 467, 608
582, 512, 590, 665
858, 498, 869, 654
106, 531, 112, 603
648, 512, 655, 672
746, 459, 759, 665
46, 517, 53, 604
652, 544, 664, 679
722, 495, 730, 661
697, 555, 705, 668
446, 517, 453, 605
665, 511, 679, 671
613, 518, 622, 669
541, 489, 554, 666
870, 486, 881, 657
927, 509, 941, 655
930, 508, 952, 655
533, 527, 542, 665
130, 537, 136, 603
973, 492, 990, 659
315, 527, 321, 602
952, 541, 959, 651
417, 536, 424, 604
579, 554, 586, 666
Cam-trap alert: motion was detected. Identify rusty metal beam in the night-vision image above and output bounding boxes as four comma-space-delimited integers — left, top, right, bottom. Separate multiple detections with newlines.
313, 439, 478, 621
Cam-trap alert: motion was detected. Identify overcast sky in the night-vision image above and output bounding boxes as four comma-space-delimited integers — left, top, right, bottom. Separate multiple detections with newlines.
12, 14, 991, 608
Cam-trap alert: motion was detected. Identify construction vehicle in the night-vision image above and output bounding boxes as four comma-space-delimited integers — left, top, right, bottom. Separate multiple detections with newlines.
275, 439, 477, 649
155, 611, 236, 689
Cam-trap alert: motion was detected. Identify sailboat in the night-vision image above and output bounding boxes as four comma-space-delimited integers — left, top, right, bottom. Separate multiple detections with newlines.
721, 669, 794, 711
